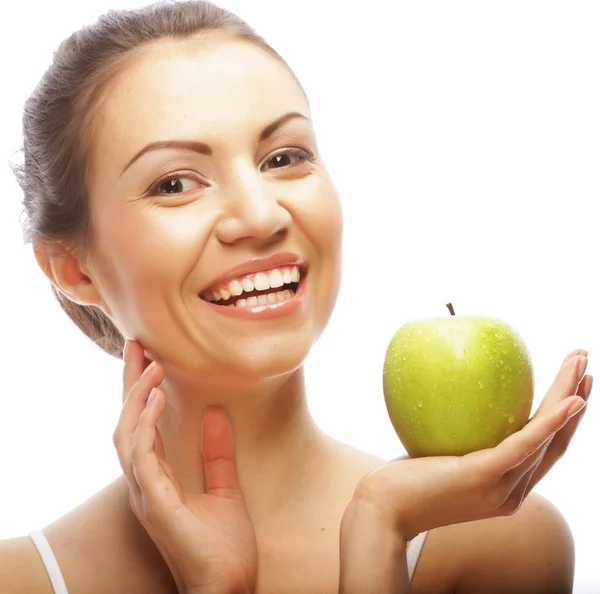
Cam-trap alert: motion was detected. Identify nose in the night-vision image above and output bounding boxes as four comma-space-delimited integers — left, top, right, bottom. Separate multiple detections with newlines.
216, 168, 292, 246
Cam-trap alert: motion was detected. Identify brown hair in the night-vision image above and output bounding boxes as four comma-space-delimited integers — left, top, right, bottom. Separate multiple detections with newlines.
13, 1, 286, 359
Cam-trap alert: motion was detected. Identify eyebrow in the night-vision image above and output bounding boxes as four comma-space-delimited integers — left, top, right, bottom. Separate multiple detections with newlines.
258, 111, 309, 142
120, 111, 310, 176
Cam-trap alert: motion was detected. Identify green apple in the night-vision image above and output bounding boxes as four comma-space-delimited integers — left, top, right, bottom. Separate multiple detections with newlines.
383, 304, 534, 457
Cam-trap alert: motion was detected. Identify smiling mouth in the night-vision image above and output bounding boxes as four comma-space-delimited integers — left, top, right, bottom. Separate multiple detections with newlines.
200, 265, 304, 308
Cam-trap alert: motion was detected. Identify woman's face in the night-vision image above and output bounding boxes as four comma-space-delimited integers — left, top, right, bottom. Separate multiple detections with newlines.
84, 36, 343, 381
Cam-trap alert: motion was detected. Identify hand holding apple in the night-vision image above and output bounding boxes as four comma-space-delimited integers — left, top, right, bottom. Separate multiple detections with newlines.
365, 351, 590, 538
383, 304, 535, 457
340, 350, 591, 593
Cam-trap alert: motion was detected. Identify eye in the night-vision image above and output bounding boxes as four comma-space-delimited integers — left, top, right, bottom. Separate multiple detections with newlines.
148, 174, 204, 196
261, 148, 314, 172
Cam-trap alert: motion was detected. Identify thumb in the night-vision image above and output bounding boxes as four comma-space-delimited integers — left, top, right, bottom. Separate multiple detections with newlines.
201, 407, 243, 499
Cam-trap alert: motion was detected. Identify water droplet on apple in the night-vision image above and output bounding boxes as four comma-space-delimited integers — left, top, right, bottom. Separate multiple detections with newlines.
495, 333, 502, 339
508, 414, 515, 424
418, 401, 423, 408
478, 381, 484, 389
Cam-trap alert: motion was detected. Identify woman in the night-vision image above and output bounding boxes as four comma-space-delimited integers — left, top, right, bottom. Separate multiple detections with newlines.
2, 1, 592, 592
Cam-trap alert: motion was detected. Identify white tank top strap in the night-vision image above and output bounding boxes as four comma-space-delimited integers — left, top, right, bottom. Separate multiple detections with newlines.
407, 530, 428, 582
29, 530, 69, 594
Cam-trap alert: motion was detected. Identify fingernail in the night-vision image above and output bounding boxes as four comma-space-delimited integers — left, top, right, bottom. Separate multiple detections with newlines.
147, 388, 157, 406
140, 361, 156, 380
568, 398, 586, 418
577, 356, 588, 381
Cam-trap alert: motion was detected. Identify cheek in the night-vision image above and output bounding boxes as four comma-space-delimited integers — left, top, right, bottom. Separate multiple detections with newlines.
290, 175, 343, 250
292, 175, 343, 318
310, 179, 343, 264
92, 205, 213, 305
321, 187, 344, 250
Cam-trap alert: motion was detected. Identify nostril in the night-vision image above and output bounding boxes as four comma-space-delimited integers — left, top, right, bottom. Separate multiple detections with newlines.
215, 208, 290, 246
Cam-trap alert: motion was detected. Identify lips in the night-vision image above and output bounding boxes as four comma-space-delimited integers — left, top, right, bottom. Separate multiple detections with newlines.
198, 252, 307, 308
196, 252, 309, 319
198, 271, 307, 319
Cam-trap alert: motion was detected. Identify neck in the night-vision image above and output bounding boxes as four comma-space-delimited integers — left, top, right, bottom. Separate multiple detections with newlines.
156, 366, 333, 524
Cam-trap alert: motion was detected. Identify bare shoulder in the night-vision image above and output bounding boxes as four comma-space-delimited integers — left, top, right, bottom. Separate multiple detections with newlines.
27, 476, 175, 594
419, 492, 574, 594
327, 436, 387, 478
0, 535, 58, 593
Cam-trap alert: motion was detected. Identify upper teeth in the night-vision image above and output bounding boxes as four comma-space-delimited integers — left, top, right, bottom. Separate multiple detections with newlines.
202, 265, 301, 303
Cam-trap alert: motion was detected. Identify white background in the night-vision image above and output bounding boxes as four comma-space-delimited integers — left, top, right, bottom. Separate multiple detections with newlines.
1, 1, 598, 592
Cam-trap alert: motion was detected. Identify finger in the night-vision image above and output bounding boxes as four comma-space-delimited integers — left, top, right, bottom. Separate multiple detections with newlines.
152, 428, 183, 500
549, 353, 588, 400
131, 388, 182, 507
544, 374, 592, 456
154, 424, 167, 460
202, 408, 243, 500
527, 374, 593, 488
546, 374, 592, 450
480, 395, 586, 478
533, 354, 587, 417
122, 340, 151, 404
122, 340, 144, 403
113, 360, 164, 487
499, 456, 544, 514
561, 348, 588, 367
499, 433, 553, 490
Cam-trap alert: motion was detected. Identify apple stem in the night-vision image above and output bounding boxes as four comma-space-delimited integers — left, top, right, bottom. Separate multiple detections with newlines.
446, 302, 456, 316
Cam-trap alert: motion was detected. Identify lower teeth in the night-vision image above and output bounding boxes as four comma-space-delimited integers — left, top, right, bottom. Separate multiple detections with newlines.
230, 288, 294, 308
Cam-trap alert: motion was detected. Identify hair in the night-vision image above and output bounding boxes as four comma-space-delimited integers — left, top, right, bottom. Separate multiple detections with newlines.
12, 1, 288, 359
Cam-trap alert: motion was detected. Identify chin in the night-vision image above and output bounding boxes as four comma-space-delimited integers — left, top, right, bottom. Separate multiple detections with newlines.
223, 332, 313, 380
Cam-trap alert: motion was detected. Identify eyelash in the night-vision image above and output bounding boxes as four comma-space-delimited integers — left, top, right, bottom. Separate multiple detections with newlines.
146, 148, 315, 197
260, 147, 315, 173
147, 171, 202, 197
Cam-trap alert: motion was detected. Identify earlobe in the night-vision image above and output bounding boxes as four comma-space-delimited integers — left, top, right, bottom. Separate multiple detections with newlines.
33, 241, 104, 308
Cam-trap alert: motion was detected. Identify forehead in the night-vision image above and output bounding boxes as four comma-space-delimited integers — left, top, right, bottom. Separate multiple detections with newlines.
92, 36, 309, 158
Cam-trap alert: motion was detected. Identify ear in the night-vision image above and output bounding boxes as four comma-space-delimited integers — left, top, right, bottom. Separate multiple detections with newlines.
33, 240, 105, 310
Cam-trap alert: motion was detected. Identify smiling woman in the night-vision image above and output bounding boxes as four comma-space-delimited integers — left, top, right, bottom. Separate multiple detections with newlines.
1, 1, 595, 594
73, 36, 341, 384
